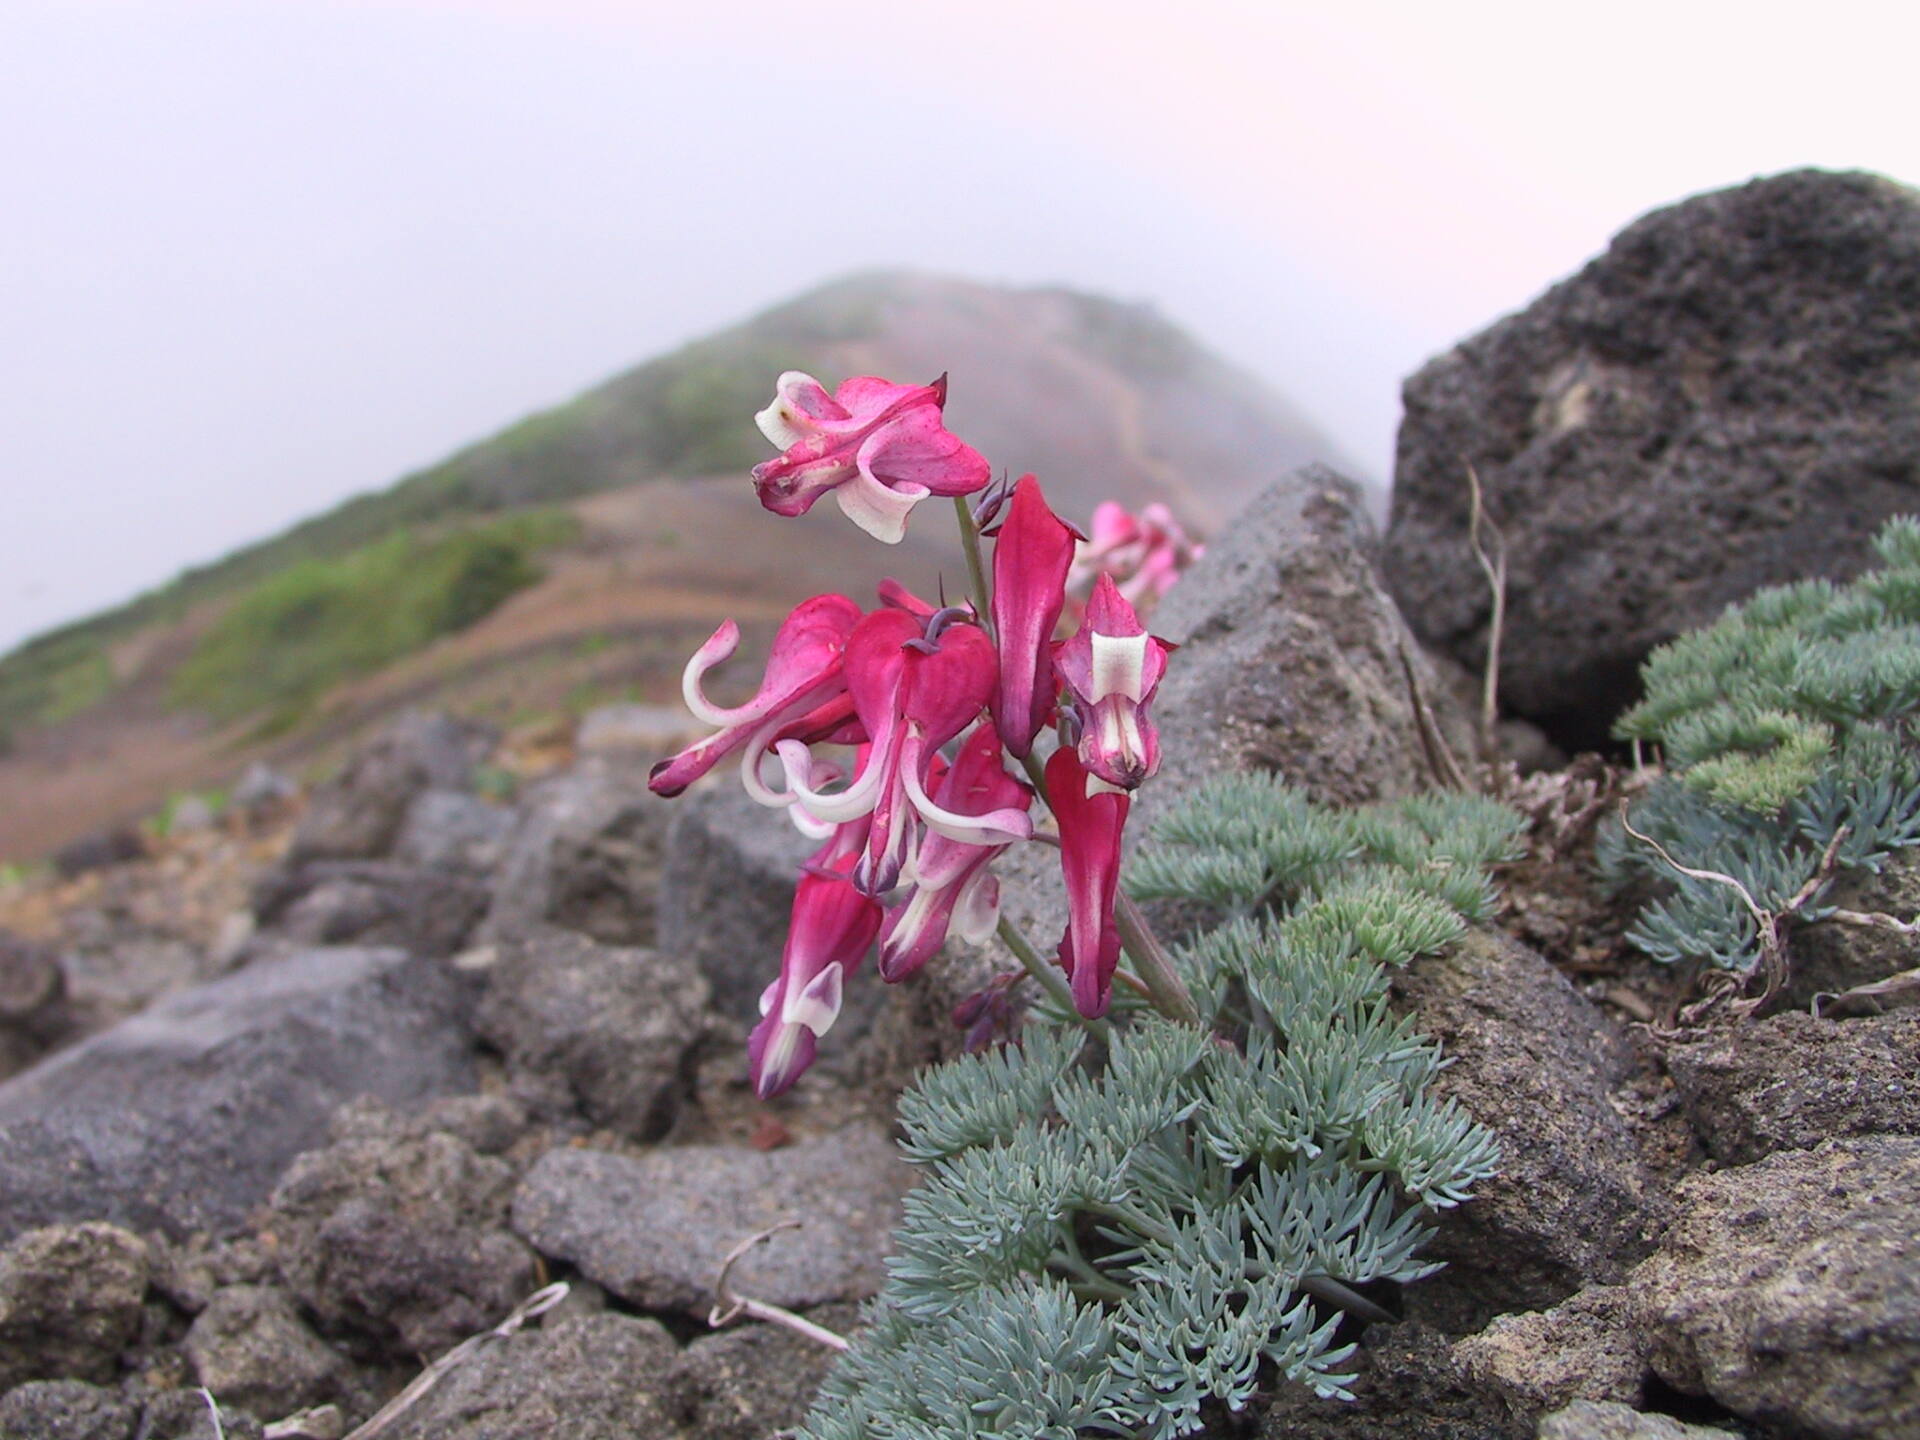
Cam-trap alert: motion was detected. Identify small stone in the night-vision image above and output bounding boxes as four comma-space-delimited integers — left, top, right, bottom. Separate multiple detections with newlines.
0, 1380, 139, 1440
185, 1285, 346, 1420
268, 1103, 539, 1357
475, 925, 708, 1139
136, 1389, 264, 1440
1453, 1285, 1646, 1415
373, 1311, 683, 1440
512, 1128, 910, 1315
667, 1304, 857, 1440
0, 1222, 150, 1389
1536, 1400, 1739, 1439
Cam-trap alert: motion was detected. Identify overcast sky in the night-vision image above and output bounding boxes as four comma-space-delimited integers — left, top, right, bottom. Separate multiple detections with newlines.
4, 0, 1918, 654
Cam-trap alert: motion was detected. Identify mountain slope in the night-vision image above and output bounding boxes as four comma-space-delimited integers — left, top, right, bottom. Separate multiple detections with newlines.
0, 271, 1344, 859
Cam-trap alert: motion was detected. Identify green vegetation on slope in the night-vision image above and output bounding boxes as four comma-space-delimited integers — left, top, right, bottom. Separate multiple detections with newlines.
168, 509, 577, 737
0, 276, 890, 736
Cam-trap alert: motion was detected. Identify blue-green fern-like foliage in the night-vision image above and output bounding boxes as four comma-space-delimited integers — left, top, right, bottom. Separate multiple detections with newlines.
1601, 518, 1920, 973
796, 779, 1522, 1440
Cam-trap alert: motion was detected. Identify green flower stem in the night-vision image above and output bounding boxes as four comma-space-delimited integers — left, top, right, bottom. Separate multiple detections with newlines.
996, 915, 1107, 1040
952, 495, 995, 637
1114, 890, 1202, 1027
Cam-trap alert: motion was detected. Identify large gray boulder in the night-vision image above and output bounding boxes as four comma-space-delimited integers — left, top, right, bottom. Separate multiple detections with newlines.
1629, 1135, 1920, 1438
1385, 169, 1920, 745
0, 946, 476, 1242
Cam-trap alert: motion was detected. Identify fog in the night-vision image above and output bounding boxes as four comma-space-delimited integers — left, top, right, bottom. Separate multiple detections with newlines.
4, 0, 1917, 653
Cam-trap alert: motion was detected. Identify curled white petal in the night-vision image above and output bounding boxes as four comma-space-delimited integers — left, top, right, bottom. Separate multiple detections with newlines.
951, 869, 1001, 945
682, 620, 746, 726
783, 961, 845, 1036
904, 752, 1034, 847
774, 737, 888, 824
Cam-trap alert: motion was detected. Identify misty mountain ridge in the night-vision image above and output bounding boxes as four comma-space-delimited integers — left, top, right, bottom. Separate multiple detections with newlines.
0, 270, 1344, 859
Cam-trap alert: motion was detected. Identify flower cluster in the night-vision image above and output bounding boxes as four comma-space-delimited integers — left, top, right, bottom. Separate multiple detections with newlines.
651, 372, 1176, 1097
1066, 500, 1204, 617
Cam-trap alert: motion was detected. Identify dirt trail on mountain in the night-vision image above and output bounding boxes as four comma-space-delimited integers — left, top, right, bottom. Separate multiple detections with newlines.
0, 476, 956, 862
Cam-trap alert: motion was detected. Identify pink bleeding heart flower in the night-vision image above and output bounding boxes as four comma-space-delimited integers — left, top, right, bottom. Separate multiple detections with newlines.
649, 594, 863, 798
1046, 747, 1129, 1019
1053, 573, 1173, 792
748, 818, 881, 1100
878, 724, 1031, 983
1067, 500, 1204, 616
988, 475, 1076, 760
774, 606, 1031, 896
751, 372, 991, 544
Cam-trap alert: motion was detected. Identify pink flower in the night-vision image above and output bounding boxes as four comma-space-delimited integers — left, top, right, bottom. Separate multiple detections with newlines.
751, 372, 990, 544
1067, 500, 1204, 616
648, 594, 863, 798
748, 819, 881, 1100
987, 475, 1076, 759
1046, 747, 1129, 1018
877, 725, 1030, 982
774, 606, 1031, 896
1053, 573, 1173, 792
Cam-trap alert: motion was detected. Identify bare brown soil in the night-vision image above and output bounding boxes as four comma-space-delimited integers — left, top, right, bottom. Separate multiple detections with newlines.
0, 476, 963, 863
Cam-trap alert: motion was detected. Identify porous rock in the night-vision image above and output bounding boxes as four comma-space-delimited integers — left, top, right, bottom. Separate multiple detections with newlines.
0, 1222, 149, 1389
290, 711, 494, 863
1385, 169, 1920, 746
1629, 1135, 1920, 1438
391, 789, 517, 873
481, 758, 669, 947
1535, 1401, 1739, 1440
1790, 848, 1920, 1006
373, 1310, 682, 1440
254, 861, 489, 958
1452, 1285, 1646, 1417
1254, 1320, 1526, 1439
0, 927, 68, 1079
0, 946, 476, 1243
665, 1304, 857, 1440
1663, 1008, 1920, 1165
0, 1380, 139, 1440
512, 1128, 909, 1315
184, 1285, 345, 1420
133, 1389, 263, 1440
475, 924, 708, 1139
656, 779, 813, 1012
267, 1101, 539, 1357
1147, 465, 1477, 810
1392, 930, 1660, 1326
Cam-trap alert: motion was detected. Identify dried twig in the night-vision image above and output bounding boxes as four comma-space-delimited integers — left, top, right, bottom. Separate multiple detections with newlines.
1397, 642, 1471, 792
709, 1222, 850, 1352
1813, 965, 1920, 1017
344, 1282, 571, 1440
1621, 807, 1848, 1020
200, 1390, 228, 1440
1464, 463, 1508, 771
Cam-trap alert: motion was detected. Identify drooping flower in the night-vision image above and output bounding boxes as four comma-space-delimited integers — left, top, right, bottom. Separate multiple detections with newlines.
1046, 747, 1129, 1018
987, 475, 1076, 759
648, 594, 863, 798
1053, 573, 1173, 792
748, 819, 881, 1100
774, 606, 1030, 895
1067, 500, 1204, 616
877, 724, 1031, 983
751, 372, 990, 544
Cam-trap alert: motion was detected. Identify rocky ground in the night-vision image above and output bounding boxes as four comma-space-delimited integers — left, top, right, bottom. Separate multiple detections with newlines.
1, 170, 1917, 1440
